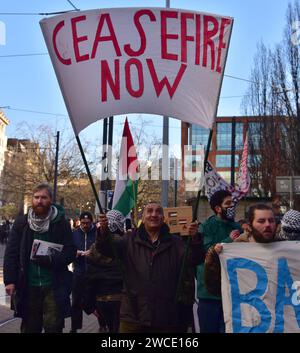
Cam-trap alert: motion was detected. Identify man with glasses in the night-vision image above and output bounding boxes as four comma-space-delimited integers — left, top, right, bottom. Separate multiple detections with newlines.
70, 211, 96, 333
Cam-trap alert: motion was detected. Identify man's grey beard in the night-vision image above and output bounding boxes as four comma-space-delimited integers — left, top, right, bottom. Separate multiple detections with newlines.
251, 227, 274, 243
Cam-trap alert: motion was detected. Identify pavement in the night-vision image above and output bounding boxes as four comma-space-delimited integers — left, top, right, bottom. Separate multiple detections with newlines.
0, 243, 100, 333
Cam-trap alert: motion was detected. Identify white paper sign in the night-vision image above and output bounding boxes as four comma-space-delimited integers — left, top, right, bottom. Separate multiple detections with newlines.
30, 239, 63, 259
219, 242, 300, 333
40, 7, 233, 134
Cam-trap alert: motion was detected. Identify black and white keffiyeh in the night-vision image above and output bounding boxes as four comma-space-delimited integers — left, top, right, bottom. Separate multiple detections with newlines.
28, 205, 58, 233
106, 210, 125, 233
277, 209, 300, 241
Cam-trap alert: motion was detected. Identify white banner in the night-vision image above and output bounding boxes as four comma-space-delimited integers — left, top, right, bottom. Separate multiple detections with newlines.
40, 8, 233, 134
219, 242, 300, 333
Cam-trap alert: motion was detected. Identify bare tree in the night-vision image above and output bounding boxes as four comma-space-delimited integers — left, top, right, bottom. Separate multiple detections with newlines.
1, 123, 96, 216
242, 0, 300, 202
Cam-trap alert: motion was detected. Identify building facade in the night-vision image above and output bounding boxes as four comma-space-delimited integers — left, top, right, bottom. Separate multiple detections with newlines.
2, 138, 40, 213
181, 115, 286, 201
181, 116, 269, 184
181, 116, 287, 220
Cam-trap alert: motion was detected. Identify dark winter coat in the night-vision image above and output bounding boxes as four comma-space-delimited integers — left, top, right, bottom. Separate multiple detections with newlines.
97, 223, 205, 329
3, 207, 76, 319
82, 243, 123, 315
72, 224, 96, 276
204, 231, 250, 297
196, 215, 242, 300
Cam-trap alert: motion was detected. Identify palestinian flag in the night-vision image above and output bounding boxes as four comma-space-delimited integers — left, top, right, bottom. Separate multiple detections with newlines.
112, 118, 139, 216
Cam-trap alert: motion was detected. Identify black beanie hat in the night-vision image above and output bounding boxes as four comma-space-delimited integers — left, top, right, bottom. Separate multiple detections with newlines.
79, 211, 93, 222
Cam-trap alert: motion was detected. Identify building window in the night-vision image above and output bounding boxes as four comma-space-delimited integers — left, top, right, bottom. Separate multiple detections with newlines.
217, 121, 245, 151
217, 123, 232, 150
216, 154, 239, 168
217, 123, 244, 151
248, 123, 261, 150
191, 125, 211, 150
236, 123, 244, 150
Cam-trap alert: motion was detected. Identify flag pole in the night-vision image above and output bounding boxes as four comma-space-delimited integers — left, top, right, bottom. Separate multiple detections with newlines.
99, 118, 108, 212
161, 0, 171, 208
175, 128, 213, 302
53, 131, 60, 204
192, 128, 214, 221
75, 135, 104, 214
132, 173, 138, 227
133, 187, 137, 227
230, 116, 236, 187
106, 116, 114, 209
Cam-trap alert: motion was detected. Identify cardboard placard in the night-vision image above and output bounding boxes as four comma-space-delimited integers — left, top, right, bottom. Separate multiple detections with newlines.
164, 206, 193, 236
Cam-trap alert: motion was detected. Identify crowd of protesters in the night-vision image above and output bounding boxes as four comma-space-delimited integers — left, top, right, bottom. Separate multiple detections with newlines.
2, 182, 300, 333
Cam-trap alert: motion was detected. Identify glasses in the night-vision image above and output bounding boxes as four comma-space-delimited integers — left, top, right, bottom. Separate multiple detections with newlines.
81, 221, 91, 225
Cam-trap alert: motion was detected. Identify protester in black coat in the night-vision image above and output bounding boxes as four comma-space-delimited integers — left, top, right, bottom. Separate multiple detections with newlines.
97, 203, 205, 333
70, 211, 96, 333
4, 183, 76, 333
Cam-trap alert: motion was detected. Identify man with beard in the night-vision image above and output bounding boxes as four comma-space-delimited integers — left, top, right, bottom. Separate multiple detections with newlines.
196, 189, 242, 333
4, 183, 76, 333
204, 203, 277, 303
243, 203, 277, 243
